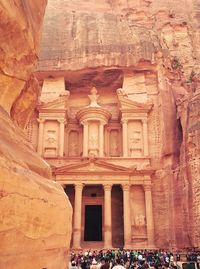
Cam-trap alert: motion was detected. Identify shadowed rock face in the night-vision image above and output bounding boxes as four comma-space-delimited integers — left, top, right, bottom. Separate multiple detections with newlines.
0, 1, 72, 269
37, 0, 200, 249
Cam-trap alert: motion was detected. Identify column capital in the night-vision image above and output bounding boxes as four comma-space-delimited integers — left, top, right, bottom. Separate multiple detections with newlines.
121, 184, 130, 192
81, 120, 89, 125
99, 120, 106, 126
37, 118, 45, 124
74, 183, 84, 190
121, 119, 128, 124
58, 119, 66, 124
144, 175, 151, 181
143, 184, 152, 192
103, 184, 113, 191
142, 118, 148, 124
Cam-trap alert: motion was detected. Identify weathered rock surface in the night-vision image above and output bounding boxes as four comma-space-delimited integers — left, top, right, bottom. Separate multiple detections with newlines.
37, 0, 200, 249
0, 1, 46, 116
11, 74, 40, 129
0, 1, 72, 269
0, 107, 72, 269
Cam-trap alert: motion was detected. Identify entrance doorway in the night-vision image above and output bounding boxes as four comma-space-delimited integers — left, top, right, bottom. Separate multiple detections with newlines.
84, 205, 102, 241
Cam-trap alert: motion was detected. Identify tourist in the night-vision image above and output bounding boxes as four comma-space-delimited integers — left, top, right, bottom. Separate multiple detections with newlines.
71, 261, 78, 269
112, 258, 126, 269
100, 257, 110, 269
90, 259, 98, 269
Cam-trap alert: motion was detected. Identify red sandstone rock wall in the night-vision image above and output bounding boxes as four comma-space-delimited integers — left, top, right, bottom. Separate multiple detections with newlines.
38, 0, 200, 249
0, 1, 72, 268
0, 1, 46, 115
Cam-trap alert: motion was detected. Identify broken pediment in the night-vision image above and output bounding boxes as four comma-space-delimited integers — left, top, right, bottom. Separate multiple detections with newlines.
37, 92, 70, 111
117, 94, 153, 113
55, 159, 133, 175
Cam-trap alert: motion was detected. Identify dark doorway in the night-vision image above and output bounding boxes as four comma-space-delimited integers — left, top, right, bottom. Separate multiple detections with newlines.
84, 205, 102, 241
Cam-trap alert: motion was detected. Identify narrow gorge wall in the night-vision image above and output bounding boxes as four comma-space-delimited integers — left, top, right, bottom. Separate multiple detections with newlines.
0, 2, 72, 269
37, 0, 200, 249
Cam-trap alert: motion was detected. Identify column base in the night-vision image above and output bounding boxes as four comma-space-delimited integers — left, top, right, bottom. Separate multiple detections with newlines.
124, 244, 132, 250
103, 245, 113, 250
146, 244, 156, 249
72, 246, 82, 250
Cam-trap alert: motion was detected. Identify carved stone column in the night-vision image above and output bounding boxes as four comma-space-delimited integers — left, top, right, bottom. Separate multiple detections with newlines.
103, 184, 112, 249
142, 119, 149, 157
122, 184, 132, 249
82, 122, 89, 157
144, 184, 155, 246
59, 119, 65, 157
73, 183, 84, 249
99, 122, 104, 157
37, 118, 45, 155
122, 119, 128, 157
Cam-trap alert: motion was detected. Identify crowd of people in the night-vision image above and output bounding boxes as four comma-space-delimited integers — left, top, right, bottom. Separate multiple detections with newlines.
70, 249, 200, 269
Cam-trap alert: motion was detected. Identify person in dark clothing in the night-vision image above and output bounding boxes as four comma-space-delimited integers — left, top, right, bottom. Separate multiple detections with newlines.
100, 258, 110, 269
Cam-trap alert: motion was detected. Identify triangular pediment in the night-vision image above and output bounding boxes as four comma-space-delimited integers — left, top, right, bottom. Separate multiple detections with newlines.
55, 159, 133, 175
118, 95, 153, 112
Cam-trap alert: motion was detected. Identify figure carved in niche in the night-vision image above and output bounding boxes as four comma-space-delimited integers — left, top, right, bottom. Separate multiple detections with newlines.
46, 130, 56, 145
88, 87, 101, 107
89, 134, 98, 157
68, 130, 79, 157
129, 131, 141, 157
110, 141, 119, 156
135, 214, 146, 226
133, 214, 146, 236
69, 142, 78, 156
110, 131, 119, 156
89, 134, 98, 149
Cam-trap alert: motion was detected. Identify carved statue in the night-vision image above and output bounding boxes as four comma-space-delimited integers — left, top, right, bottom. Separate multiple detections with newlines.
135, 214, 146, 226
88, 87, 101, 107
89, 134, 98, 149
129, 131, 141, 155
46, 131, 56, 145
110, 141, 119, 156
69, 142, 78, 156
88, 133, 99, 157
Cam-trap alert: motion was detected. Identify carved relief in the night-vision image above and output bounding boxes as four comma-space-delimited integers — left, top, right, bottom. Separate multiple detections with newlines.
128, 121, 143, 157
109, 130, 120, 156
89, 134, 99, 157
46, 130, 57, 145
131, 186, 147, 238
43, 121, 59, 157
134, 214, 146, 226
88, 121, 99, 157
129, 131, 142, 157
89, 134, 98, 149
68, 131, 79, 157
44, 130, 57, 156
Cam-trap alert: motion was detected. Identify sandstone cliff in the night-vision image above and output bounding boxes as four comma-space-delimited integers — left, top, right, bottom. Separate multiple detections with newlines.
37, 0, 200, 249
0, 1, 72, 269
